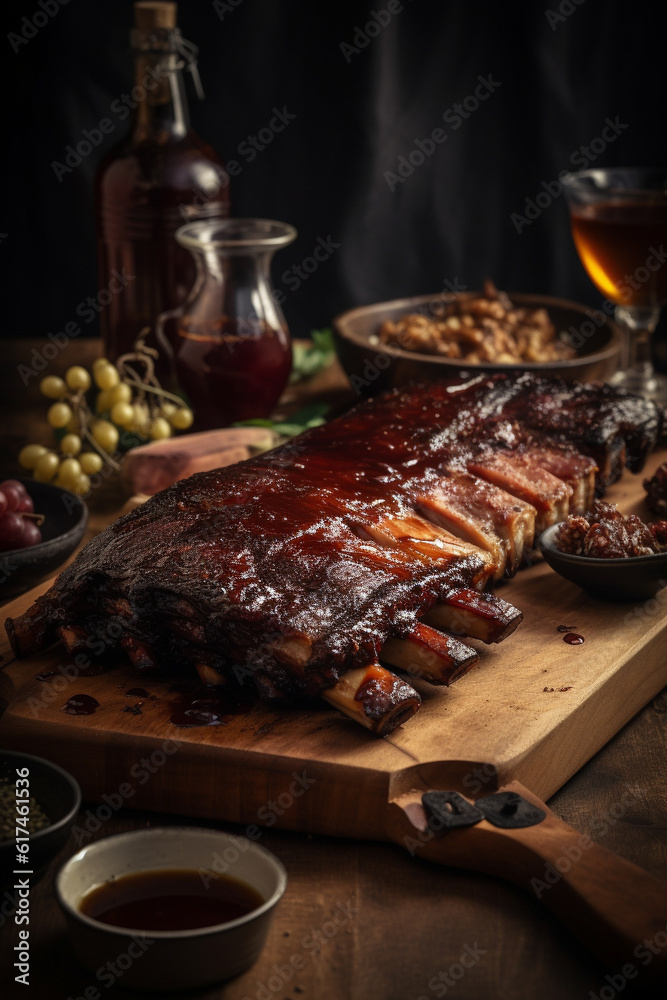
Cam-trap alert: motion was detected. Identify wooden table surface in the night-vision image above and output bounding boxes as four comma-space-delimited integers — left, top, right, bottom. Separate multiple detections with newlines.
1, 338, 666, 1000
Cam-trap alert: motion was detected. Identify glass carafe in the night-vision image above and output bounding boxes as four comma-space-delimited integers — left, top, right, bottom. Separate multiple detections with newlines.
158, 218, 296, 430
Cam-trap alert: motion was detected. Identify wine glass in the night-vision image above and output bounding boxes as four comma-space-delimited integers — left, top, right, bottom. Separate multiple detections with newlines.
561, 167, 667, 403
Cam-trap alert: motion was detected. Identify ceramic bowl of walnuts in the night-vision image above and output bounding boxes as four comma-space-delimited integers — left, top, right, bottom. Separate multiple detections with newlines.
333, 282, 622, 397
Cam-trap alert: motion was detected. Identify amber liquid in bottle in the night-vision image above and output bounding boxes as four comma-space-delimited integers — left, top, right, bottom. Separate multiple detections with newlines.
94, 6, 230, 370
570, 200, 667, 307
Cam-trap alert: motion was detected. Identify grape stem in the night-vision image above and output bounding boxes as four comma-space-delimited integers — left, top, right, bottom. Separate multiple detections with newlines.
116, 328, 186, 416
70, 389, 122, 472
119, 373, 185, 408
21, 512, 45, 526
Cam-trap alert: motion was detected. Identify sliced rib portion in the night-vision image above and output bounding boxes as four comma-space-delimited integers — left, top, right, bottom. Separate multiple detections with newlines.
416, 474, 536, 579
522, 445, 597, 514
228, 635, 422, 734
467, 452, 572, 532
357, 515, 496, 587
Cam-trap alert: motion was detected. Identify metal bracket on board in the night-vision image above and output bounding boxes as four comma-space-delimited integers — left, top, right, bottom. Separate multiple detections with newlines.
422, 790, 546, 834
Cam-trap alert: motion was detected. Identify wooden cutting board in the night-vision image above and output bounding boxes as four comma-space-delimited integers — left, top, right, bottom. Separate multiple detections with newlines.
1, 451, 666, 842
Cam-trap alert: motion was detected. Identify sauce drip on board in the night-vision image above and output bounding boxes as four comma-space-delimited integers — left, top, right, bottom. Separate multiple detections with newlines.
169, 687, 256, 727
563, 633, 585, 645
62, 694, 100, 715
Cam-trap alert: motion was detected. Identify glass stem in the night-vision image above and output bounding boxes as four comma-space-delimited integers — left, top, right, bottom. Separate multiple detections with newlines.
613, 305, 660, 383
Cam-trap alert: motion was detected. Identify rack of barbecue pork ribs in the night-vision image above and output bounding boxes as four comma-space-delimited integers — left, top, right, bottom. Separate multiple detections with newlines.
5, 374, 661, 735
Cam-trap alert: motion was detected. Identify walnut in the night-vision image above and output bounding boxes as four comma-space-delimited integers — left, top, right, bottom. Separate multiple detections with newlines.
621, 514, 656, 556
587, 500, 623, 523
644, 461, 667, 515
556, 501, 664, 559
583, 520, 634, 558
650, 520, 667, 548
460, 298, 507, 322
557, 516, 590, 555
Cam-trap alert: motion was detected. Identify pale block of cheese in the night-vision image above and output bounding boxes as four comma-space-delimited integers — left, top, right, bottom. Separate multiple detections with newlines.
121, 427, 276, 496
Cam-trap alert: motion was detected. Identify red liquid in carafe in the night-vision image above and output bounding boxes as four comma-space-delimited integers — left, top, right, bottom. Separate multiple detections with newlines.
174, 317, 292, 430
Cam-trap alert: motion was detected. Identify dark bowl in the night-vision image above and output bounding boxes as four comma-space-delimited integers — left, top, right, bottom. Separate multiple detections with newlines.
0, 478, 88, 599
539, 524, 667, 602
0, 750, 81, 889
333, 291, 622, 397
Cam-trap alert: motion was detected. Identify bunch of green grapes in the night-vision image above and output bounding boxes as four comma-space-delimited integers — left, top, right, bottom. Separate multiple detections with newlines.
18, 359, 194, 495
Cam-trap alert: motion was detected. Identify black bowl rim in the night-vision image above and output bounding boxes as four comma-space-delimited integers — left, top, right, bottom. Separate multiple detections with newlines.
333, 290, 622, 369
0, 749, 82, 848
0, 478, 88, 558
539, 523, 667, 568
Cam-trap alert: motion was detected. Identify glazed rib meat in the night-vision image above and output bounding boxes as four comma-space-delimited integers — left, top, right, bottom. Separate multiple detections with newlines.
5, 374, 660, 734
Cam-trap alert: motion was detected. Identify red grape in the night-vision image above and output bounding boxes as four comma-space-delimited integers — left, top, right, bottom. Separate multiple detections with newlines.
18, 520, 42, 548
15, 494, 34, 514
0, 491, 6, 518
0, 479, 27, 498
1, 484, 22, 512
0, 512, 26, 550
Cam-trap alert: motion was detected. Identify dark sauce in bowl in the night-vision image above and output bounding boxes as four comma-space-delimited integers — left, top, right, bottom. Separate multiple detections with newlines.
79, 868, 265, 931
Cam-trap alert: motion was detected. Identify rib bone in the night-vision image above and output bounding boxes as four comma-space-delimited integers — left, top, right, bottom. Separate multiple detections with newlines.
321, 663, 421, 735
57, 624, 89, 655
194, 662, 226, 686
380, 623, 479, 685
424, 589, 523, 643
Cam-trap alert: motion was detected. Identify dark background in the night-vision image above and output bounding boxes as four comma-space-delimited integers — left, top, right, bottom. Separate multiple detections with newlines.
3, 0, 667, 353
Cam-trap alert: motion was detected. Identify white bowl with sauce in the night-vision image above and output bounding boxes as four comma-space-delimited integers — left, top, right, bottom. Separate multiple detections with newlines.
55, 826, 287, 991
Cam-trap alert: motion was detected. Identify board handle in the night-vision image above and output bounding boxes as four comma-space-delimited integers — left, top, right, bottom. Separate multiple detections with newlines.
387, 781, 667, 985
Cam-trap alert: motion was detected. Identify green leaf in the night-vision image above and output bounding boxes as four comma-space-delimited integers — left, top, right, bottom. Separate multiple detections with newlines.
233, 400, 330, 440
271, 423, 309, 437
289, 328, 335, 383
232, 418, 276, 428
311, 328, 334, 351
287, 401, 330, 424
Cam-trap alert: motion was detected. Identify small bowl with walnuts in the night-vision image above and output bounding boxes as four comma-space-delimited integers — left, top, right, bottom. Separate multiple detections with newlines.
539, 498, 667, 601
333, 282, 622, 396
